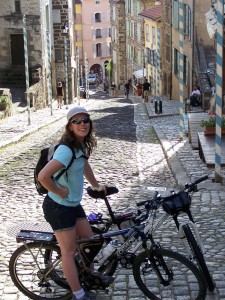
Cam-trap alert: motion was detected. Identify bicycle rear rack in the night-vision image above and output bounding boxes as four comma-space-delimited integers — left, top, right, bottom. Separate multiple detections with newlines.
16, 230, 54, 243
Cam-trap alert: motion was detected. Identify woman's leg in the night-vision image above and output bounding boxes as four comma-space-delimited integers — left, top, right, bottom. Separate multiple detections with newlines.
54, 228, 81, 292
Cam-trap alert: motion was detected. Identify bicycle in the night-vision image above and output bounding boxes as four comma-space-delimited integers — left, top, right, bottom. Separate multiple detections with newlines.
136, 175, 215, 291
9, 198, 207, 300
86, 186, 141, 234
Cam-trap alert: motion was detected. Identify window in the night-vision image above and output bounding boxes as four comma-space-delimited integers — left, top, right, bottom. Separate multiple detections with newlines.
183, 55, 189, 86
166, 46, 170, 62
173, 48, 179, 75
96, 0, 100, 4
152, 27, 156, 45
146, 24, 150, 42
95, 13, 101, 22
184, 4, 191, 40
96, 43, 102, 56
96, 29, 102, 38
172, 0, 179, 29
15, 1, 21, 13
108, 27, 111, 37
55, 49, 63, 62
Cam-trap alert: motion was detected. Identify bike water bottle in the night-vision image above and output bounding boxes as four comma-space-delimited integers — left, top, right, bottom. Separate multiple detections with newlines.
96, 240, 118, 265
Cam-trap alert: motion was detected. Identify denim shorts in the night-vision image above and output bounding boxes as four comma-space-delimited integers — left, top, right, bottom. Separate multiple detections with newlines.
42, 196, 86, 231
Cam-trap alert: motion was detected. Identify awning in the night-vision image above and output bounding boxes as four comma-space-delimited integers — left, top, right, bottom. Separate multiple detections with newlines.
133, 68, 146, 79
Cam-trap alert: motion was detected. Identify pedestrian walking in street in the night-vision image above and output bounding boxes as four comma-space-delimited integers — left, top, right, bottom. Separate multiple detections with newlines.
103, 80, 109, 94
125, 80, 131, 99
56, 79, 64, 109
111, 82, 116, 97
142, 78, 151, 102
95, 77, 99, 91
190, 85, 201, 107
38, 106, 112, 300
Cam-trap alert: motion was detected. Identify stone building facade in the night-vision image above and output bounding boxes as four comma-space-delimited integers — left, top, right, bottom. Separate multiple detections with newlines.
0, 0, 42, 88
110, 0, 126, 89
110, 0, 157, 89
161, 0, 215, 104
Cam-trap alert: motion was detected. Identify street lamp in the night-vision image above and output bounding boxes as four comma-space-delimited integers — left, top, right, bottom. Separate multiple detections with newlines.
64, 37, 69, 109
76, 48, 80, 105
85, 53, 89, 100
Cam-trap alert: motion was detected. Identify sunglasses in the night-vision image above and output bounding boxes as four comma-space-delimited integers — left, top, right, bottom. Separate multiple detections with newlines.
70, 117, 90, 125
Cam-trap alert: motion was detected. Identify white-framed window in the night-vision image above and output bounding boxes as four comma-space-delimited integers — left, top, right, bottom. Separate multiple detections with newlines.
152, 27, 156, 44
184, 4, 191, 40
95, 13, 101, 22
146, 24, 150, 42
96, 29, 102, 38
172, 0, 179, 30
96, 0, 100, 4
96, 43, 102, 56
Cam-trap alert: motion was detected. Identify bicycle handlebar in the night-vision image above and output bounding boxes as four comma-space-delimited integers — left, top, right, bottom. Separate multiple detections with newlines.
136, 175, 209, 208
185, 175, 208, 187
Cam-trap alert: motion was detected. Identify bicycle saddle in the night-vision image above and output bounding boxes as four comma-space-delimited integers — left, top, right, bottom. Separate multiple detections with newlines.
87, 186, 118, 199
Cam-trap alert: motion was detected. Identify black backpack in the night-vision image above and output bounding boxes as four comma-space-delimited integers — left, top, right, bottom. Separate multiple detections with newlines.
34, 144, 76, 196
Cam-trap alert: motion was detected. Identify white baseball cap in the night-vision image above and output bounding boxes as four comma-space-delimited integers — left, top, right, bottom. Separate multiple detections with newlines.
67, 107, 90, 121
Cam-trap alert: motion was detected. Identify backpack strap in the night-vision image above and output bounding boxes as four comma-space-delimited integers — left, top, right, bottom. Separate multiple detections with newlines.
54, 144, 76, 181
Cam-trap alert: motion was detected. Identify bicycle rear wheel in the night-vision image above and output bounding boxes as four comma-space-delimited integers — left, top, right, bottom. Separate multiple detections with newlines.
9, 242, 71, 300
133, 248, 207, 300
182, 224, 215, 291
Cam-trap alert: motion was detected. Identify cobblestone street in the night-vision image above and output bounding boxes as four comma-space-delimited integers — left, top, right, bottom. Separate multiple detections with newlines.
0, 94, 225, 299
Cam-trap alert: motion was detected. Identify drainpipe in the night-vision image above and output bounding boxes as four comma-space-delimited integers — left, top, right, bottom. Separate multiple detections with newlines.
169, 1, 173, 100
192, 0, 195, 94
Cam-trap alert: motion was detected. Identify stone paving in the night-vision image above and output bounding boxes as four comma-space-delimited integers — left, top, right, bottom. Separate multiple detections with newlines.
0, 93, 225, 299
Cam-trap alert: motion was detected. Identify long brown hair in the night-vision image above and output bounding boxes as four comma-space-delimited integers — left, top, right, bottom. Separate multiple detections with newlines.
59, 119, 97, 157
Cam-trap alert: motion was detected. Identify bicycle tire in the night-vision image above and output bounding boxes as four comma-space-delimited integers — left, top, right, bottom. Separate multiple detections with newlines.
133, 248, 207, 300
182, 224, 215, 291
9, 242, 71, 300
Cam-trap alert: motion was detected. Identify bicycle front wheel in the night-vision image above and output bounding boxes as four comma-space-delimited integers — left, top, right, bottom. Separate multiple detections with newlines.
9, 242, 71, 300
182, 224, 215, 291
133, 248, 207, 300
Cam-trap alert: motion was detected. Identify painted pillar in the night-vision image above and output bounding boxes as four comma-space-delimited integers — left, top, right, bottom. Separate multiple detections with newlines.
157, 27, 161, 98
179, 1, 184, 141
215, 0, 224, 183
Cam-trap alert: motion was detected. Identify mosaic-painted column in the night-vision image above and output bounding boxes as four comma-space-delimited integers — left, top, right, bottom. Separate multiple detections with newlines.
179, 1, 184, 140
215, 0, 224, 182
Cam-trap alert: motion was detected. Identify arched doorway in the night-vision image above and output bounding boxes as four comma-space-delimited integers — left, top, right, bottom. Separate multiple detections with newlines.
90, 64, 101, 76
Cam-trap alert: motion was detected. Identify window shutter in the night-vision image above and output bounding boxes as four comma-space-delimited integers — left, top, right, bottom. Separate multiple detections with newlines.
92, 29, 96, 40
189, 7, 191, 40
92, 44, 96, 58
91, 13, 95, 23
173, 0, 179, 29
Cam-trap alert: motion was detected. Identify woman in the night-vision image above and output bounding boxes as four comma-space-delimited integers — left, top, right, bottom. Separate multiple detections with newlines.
56, 79, 64, 109
38, 106, 112, 300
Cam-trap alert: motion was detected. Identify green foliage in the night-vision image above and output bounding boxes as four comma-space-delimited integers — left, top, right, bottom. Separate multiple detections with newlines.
105, 60, 113, 82
0, 95, 12, 110
200, 116, 225, 128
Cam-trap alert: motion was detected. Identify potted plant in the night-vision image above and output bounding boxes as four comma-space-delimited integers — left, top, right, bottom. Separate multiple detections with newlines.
0, 95, 12, 111
200, 116, 225, 135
